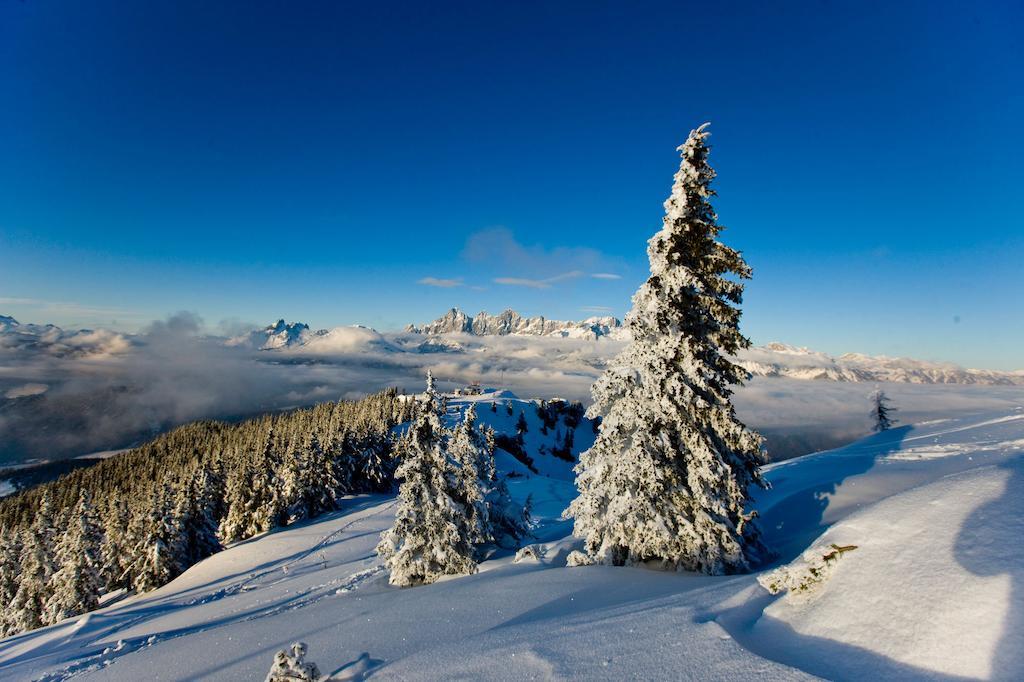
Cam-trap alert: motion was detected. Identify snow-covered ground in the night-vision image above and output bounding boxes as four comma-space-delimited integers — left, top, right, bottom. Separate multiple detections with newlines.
3, 400, 1023, 680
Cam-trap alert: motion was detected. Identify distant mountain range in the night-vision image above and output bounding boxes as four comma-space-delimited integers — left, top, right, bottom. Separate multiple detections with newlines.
404, 308, 627, 340
401, 308, 1024, 386
737, 342, 1024, 386
0, 315, 131, 357
3, 310, 1022, 386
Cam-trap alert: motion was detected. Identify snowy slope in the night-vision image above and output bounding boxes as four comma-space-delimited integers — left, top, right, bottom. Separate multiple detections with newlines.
737, 410, 1024, 680
3, 407, 1024, 680
442, 391, 595, 480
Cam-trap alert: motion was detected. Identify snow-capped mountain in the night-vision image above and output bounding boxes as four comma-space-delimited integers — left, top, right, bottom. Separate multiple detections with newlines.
226, 319, 311, 350
405, 307, 627, 340
401, 309, 1023, 385
737, 342, 1024, 386
0, 315, 132, 358
227, 320, 400, 354
0, 315, 61, 338
0, 315, 19, 333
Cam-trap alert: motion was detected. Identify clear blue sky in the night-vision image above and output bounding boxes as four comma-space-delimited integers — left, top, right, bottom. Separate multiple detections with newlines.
1, 1, 1021, 368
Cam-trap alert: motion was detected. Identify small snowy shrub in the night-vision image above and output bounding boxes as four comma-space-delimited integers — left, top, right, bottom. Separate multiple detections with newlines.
265, 641, 321, 682
758, 543, 858, 596
566, 550, 595, 567
514, 544, 546, 563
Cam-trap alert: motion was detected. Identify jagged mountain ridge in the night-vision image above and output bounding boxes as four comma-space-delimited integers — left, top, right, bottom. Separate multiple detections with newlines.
404, 307, 627, 340
226, 319, 311, 350
403, 309, 1024, 386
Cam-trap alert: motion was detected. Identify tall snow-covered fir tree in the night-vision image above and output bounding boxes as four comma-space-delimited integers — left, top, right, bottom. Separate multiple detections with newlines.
282, 432, 340, 524
100, 499, 131, 591
173, 465, 224, 567
376, 375, 476, 586
8, 494, 57, 632
566, 123, 768, 575
448, 405, 491, 548
0, 529, 24, 636
43, 492, 104, 624
219, 451, 259, 545
870, 389, 897, 432
355, 431, 397, 492
477, 421, 532, 548
123, 484, 186, 592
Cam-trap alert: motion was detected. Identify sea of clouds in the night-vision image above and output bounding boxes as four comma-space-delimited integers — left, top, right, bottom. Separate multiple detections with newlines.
2, 312, 1023, 465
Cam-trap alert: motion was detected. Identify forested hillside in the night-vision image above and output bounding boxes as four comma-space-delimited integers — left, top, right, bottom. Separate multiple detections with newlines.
0, 389, 416, 637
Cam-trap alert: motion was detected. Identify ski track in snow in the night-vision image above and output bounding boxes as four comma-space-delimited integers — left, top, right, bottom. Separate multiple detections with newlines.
27, 500, 396, 682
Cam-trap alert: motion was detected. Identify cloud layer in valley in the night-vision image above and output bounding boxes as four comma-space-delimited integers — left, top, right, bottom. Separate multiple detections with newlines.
4, 311, 1024, 466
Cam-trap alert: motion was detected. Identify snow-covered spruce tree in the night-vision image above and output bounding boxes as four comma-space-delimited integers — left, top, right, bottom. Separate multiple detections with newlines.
355, 431, 397, 492
173, 466, 223, 567
100, 499, 132, 591
477, 423, 532, 547
870, 389, 897, 432
43, 492, 104, 624
8, 494, 57, 632
566, 123, 768, 575
283, 432, 340, 524
124, 485, 186, 592
218, 451, 258, 545
448, 406, 491, 548
0, 529, 23, 636
376, 376, 476, 586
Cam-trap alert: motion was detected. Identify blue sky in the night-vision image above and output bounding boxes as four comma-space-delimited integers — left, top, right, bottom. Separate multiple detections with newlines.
1, 1, 1021, 368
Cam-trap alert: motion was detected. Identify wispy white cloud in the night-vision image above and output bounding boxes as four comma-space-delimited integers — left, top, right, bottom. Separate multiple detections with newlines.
462, 227, 622, 289
4, 383, 48, 399
494, 271, 584, 289
417, 277, 464, 288
581, 305, 614, 314
0, 297, 142, 321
